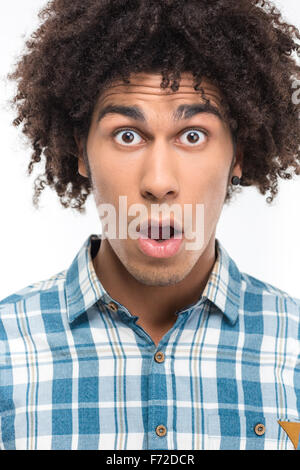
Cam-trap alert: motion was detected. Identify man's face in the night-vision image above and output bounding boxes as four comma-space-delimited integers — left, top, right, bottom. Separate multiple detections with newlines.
78, 72, 242, 287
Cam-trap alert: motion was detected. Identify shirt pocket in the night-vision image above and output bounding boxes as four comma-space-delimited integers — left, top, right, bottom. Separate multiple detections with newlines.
207, 412, 299, 450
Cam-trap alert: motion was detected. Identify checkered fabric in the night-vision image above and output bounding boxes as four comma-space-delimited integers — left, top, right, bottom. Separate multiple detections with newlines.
0, 234, 299, 450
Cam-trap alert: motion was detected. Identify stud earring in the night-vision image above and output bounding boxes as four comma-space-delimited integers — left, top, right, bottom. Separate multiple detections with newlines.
231, 176, 241, 186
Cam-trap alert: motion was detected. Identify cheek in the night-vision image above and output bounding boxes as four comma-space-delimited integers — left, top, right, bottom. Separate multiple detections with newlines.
87, 139, 115, 196
187, 156, 228, 201
89, 151, 137, 208
188, 158, 229, 233
202, 175, 228, 234
205, 171, 228, 199
181, 136, 231, 183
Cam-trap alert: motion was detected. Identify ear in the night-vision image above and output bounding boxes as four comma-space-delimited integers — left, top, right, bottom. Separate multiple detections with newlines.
232, 142, 244, 179
74, 130, 88, 178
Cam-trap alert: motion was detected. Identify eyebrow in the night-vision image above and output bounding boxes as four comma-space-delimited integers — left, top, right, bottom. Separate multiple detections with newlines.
97, 102, 224, 124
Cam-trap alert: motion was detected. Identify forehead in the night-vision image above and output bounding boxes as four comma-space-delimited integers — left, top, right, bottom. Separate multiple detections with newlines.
97, 72, 223, 110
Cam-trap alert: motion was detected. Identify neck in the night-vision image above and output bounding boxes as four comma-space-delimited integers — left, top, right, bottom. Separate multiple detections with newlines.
93, 234, 217, 336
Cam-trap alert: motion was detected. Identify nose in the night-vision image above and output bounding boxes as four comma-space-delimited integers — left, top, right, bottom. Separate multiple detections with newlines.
140, 139, 180, 202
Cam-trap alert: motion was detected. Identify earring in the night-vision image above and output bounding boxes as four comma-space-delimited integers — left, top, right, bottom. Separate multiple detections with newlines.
231, 176, 241, 186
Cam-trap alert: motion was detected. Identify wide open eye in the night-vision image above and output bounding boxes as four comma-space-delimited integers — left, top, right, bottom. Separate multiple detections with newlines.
179, 129, 207, 146
114, 129, 144, 146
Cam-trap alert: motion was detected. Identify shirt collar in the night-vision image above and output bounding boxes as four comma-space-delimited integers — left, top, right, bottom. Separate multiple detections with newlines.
65, 234, 110, 323
65, 234, 241, 325
201, 238, 241, 325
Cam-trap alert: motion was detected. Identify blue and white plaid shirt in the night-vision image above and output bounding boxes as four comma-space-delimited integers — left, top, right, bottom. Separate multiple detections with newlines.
0, 234, 300, 450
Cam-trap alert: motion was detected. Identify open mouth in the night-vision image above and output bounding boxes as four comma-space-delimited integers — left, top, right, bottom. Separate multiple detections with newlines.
137, 218, 184, 258
148, 224, 175, 241
138, 218, 183, 241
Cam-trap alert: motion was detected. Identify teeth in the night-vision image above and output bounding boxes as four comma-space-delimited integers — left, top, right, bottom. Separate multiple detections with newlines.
148, 225, 174, 240
139, 218, 183, 239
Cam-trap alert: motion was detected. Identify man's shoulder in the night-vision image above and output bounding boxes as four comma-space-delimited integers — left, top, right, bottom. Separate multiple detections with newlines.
240, 270, 300, 316
0, 270, 67, 311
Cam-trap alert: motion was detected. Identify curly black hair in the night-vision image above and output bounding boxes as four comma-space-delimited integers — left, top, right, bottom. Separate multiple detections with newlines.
7, 0, 300, 213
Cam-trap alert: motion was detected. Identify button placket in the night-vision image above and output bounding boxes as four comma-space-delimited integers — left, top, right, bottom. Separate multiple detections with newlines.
147, 347, 168, 449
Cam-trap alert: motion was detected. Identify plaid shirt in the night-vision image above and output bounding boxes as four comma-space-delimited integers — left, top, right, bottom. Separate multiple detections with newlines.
0, 234, 299, 450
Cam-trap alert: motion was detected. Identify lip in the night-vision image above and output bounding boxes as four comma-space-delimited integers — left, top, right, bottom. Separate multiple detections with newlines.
137, 235, 184, 258
137, 216, 184, 259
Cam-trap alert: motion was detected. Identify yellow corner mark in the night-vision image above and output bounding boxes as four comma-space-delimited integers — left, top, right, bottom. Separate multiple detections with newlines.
278, 420, 300, 450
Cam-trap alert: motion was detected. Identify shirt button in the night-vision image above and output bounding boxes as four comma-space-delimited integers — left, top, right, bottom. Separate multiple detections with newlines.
254, 423, 265, 436
107, 302, 118, 312
156, 425, 167, 437
154, 351, 165, 363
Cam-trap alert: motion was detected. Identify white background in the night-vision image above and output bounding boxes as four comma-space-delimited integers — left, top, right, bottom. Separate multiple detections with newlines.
0, 0, 299, 301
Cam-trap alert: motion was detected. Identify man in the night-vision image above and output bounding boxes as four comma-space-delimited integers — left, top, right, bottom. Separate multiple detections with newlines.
1, 0, 300, 450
